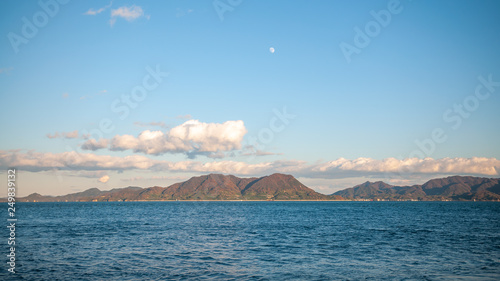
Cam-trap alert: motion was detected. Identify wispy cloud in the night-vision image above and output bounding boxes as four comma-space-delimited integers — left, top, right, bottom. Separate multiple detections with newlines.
241, 145, 283, 157
83, 2, 112, 16
176, 114, 192, 120
46, 132, 59, 139
46, 130, 80, 139
176, 8, 194, 18
122, 175, 187, 182
66, 170, 108, 179
110, 5, 149, 26
79, 90, 107, 100
134, 121, 169, 129
0, 67, 13, 74
84, 3, 148, 27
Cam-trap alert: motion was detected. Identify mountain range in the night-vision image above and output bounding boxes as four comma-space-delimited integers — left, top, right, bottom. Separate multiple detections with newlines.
334, 176, 500, 201
16, 173, 341, 202
11, 174, 500, 202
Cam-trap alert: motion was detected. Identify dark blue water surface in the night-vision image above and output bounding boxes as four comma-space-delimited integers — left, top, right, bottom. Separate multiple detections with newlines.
2, 202, 500, 280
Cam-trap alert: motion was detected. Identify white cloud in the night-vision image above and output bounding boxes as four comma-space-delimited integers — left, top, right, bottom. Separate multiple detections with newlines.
98, 175, 110, 183
81, 139, 109, 151
1, 150, 498, 182
300, 157, 500, 179
110, 134, 141, 151
83, 119, 247, 158
0, 150, 158, 172
84, 2, 112, 16
169, 120, 246, 152
0, 150, 292, 175
110, 5, 149, 26
111, 5, 144, 20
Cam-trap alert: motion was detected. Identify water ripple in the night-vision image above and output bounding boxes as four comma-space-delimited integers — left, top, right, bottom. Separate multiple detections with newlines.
2, 201, 499, 280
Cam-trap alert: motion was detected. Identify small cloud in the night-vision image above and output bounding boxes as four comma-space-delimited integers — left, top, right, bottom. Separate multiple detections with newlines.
256, 150, 282, 156
122, 175, 187, 182
95, 90, 108, 96
0, 67, 13, 74
62, 93, 69, 99
79, 90, 107, 100
176, 8, 194, 18
110, 5, 149, 26
176, 114, 192, 120
150, 121, 168, 128
98, 175, 110, 183
241, 145, 282, 157
80, 133, 91, 140
81, 139, 109, 151
134, 121, 169, 129
65, 130, 79, 139
84, 2, 112, 16
208, 151, 226, 159
65, 170, 107, 179
46, 130, 80, 139
187, 151, 227, 159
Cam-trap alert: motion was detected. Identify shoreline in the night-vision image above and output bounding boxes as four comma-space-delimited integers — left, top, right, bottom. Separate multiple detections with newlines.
6, 199, 500, 203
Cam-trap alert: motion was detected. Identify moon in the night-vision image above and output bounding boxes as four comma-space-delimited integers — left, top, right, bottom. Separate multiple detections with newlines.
269, 47, 275, 54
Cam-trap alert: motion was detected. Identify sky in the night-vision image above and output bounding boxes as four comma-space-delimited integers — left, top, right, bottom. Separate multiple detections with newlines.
1, 0, 499, 196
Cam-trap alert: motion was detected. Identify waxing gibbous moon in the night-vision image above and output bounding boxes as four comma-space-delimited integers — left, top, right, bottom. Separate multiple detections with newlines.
269, 47, 275, 54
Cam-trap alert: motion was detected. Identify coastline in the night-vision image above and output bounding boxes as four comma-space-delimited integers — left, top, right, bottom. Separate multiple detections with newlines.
6, 199, 500, 203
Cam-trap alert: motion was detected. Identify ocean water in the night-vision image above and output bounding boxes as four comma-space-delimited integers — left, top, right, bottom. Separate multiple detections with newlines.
2, 202, 500, 280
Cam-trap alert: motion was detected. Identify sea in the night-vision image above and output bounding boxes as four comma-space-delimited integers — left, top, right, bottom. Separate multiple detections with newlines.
2, 201, 499, 280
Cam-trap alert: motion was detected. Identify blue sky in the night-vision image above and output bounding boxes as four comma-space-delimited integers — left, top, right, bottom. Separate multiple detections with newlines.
1, 0, 499, 196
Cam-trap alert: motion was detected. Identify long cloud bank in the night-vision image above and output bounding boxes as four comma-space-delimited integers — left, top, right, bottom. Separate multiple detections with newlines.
1, 150, 498, 179
300, 157, 500, 179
